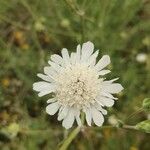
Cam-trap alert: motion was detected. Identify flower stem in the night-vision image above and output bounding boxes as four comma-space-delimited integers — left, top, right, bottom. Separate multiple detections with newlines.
90, 125, 137, 131
123, 125, 136, 130
64, 0, 85, 43
59, 126, 81, 150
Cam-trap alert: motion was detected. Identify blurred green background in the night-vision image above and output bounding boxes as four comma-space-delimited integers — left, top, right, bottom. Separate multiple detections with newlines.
0, 0, 150, 149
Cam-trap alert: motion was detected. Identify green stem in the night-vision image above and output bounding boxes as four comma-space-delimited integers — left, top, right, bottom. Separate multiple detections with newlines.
64, 0, 82, 16
64, 0, 85, 43
64, 0, 93, 23
123, 125, 136, 130
91, 125, 137, 131
59, 127, 81, 150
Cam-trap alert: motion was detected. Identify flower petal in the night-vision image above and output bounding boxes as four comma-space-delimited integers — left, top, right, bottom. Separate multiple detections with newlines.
33, 81, 53, 91
57, 106, 69, 121
98, 70, 111, 76
102, 78, 119, 84
47, 98, 57, 103
70, 52, 76, 65
91, 107, 104, 126
62, 108, 75, 129
76, 44, 81, 63
100, 92, 118, 100
48, 61, 63, 72
95, 103, 107, 115
81, 41, 94, 62
84, 107, 92, 126
51, 54, 63, 65
44, 66, 57, 78
33, 81, 56, 97
37, 73, 53, 82
95, 55, 110, 71
61, 48, 70, 66
38, 89, 55, 97
86, 50, 99, 67
103, 83, 124, 94
99, 97, 114, 107
74, 109, 82, 126
46, 102, 60, 115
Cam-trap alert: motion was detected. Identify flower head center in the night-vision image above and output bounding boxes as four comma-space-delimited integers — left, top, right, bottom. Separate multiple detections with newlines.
55, 64, 101, 108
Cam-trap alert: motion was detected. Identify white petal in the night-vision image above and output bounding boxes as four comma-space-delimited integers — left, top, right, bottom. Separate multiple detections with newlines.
108, 78, 119, 83
48, 61, 63, 72
100, 92, 118, 100
84, 107, 92, 126
33, 81, 56, 97
76, 44, 81, 63
62, 108, 75, 129
57, 106, 69, 121
81, 41, 94, 62
51, 54, 63, 65
38, 88, 55, 97
47, 98, 57, 103
91, 107, 104, 126
33, 81, 53, 91
74, 109, 82, 126
44, 66, 57, 78
46, 102, 60, 115
95, 98, 104, 106
95, 55, 110, 71
95, 103, 107, 115
103, 83, 124, 94
99, 97, 114, 107
61, 48, 70, 66
98, 70, 111, 76
37, 73, 53, 82
86, 50, 99, 67
103, 78, 119, 84
70, 52, 76, 65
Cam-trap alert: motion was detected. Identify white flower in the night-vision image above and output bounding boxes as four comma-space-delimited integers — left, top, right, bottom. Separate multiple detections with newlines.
136, 53, 147, 63
33, 41, 123, 129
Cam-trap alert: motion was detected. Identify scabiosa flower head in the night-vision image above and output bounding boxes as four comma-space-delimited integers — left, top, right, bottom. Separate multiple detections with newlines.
33, 41, 123, 129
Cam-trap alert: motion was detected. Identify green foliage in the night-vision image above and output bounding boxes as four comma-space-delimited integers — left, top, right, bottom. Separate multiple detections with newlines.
136, 120, 150, 133
142, 98, 150, 112
0, 0, 150, 149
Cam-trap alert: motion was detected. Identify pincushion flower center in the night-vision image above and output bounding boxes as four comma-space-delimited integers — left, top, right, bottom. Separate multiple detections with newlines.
55, 65, 100, 108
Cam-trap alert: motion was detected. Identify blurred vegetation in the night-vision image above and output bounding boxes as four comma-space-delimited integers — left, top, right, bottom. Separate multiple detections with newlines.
0, 0, 150, 149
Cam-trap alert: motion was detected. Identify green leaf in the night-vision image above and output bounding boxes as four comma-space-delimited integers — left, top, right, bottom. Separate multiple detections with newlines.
135, 120, 150, 133
142, 98, 150, 111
